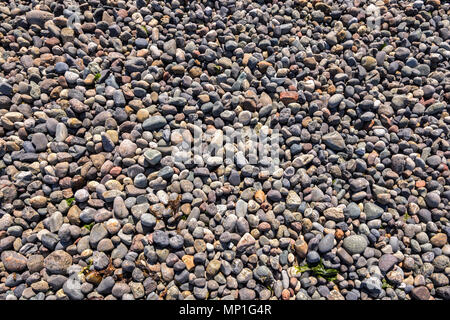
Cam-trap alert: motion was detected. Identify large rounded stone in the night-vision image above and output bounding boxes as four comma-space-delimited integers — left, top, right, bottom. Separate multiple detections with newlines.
44, 250, 73, 274
342, 235, 368, 255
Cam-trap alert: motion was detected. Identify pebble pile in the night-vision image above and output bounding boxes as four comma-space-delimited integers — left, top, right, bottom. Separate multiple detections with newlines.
0, 0, 449, 300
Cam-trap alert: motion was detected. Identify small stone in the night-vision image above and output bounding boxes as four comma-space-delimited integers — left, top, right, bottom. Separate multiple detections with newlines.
323, 207, 344, 221
44, 250, 72, 274
362, 277, 382, 297
378, 254, 398, 273
318, 234, 335, 253
119, 139, 137, 158
32, 133, 48, 152
153, 230, 169, 248
328, 94, 344, 107
322, 131, 345, 151
430, 233, 447, 247
141, 214, 156, 228
306, 251, 321, 264
236, 233, 256, 252
26, 10, 54, 26
411, 286, 430, 300
74, 189, 89, 203
1, 251, 27, 272
206, 260, 221, 278
286, 191, 301, 210
280, 91, 298, 105
55, 123, 68, 142
30, 196, 47, 209
142, 116, 167, 131
364, 202, 384, 220
425, 192, 441, 208
63, 278, 84, 300
361, 56, 377, 70
144, 149, 162, 165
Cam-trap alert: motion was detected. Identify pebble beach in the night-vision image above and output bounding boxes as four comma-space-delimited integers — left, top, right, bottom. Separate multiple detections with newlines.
0, 0, 449, 300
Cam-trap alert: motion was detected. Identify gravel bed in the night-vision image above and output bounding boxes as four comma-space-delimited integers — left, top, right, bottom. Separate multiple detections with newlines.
0, 0, 449, 300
